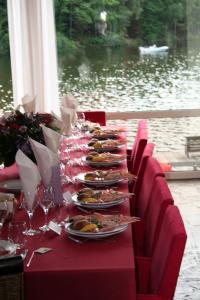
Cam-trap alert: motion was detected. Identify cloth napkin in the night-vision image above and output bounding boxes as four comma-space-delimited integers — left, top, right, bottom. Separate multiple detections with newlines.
21, 94, 36, 113
15, 150, 41, 210
29, 138, 63, 205
0, 163, 19, 182
51, 110, 63, 131
60, 106, 75, 135
61, 93, 78, 109
41, 125, 62, 153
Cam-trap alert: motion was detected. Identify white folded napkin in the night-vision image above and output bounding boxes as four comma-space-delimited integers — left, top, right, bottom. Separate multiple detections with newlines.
15, 150, 41, 210
51, 111, 63, 131
41, 125, 62, 153
29, 138, 63, 205
29, 138, 59, 186
21, 94, 36, 113
60, 106, 75, 135
61, 93, 78, 109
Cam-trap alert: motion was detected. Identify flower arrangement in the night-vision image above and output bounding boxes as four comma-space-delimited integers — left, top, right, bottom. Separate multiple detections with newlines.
0, 110, 58, 166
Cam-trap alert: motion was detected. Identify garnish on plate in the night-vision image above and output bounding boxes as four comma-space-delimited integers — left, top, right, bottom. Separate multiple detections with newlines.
77, 187, 134, 204
86, 152, 126, 163
88, 138, 126, 150
84, 170, 136, 182
68, 213, 140, 232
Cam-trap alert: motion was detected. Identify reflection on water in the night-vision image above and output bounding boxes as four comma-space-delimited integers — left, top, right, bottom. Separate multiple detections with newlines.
58, 47, 200, 112
1, 47, 200, 111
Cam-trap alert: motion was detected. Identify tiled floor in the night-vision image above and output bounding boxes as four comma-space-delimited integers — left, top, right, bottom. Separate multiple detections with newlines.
167, 179, 200, 300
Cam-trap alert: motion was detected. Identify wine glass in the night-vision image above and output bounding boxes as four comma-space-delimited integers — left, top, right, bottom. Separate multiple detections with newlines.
38, 185, 54, 232
0, 199, 8, 234
22, 191, 40, 236
8, 220, 27, 253
76, 112, 85, 131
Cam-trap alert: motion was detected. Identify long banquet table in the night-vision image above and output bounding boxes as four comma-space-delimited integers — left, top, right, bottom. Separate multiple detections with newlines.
6, 128, 137, 300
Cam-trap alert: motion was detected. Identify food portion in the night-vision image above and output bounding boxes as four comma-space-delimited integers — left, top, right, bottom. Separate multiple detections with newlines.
84, 170, 136, 182
77, 187, 133, 204
86, 152, 126, 163
90, 127, 124, 138
88, 138, 126, 150
68, 213, 140, 233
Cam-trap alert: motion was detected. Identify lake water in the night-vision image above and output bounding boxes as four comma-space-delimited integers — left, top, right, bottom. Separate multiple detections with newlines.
58, 46, 200, 112
1, 46, 200, 112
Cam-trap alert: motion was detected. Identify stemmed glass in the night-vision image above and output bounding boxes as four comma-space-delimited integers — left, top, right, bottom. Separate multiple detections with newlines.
22, 191, 40, 236
0, 199, 8, 234
8, 221, 27, 257
38, 185, 54, 232
75, 112, 86, 131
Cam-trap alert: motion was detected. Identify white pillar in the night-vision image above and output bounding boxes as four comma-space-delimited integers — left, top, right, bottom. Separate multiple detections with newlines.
7, 0, 59, 114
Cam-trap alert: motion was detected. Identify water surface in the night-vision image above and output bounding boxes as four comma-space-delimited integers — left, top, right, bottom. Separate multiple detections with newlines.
1, 46, 200, 112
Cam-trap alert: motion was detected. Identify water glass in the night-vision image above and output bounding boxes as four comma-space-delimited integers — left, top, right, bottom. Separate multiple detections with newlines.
22, 191, 40, 236
8, 221, 27, 250
38, 185, 54, 232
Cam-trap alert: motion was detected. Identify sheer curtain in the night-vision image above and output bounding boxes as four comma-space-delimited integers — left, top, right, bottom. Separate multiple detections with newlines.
7, 0, 59, 114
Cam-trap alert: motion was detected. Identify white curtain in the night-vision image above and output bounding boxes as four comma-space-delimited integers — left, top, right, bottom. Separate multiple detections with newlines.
7, 0, 59, 114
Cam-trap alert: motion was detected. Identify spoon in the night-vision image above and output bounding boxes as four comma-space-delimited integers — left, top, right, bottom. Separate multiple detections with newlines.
26, 247, 52, 267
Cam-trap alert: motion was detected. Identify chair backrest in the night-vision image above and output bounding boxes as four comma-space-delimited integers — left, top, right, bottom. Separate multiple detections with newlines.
149, 205, 187, 299
0, 255, 24, 300
130, 119, 147, 163
143, 176, 174, 256
134, 157, 165, 219
130, 128, 148, 176
82, 111, 106, 126
129, 143, 155, 214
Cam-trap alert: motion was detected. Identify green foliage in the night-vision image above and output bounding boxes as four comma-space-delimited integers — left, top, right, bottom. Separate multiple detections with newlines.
56, 32, 78, 55
0, 0, 188, 56
0, 2, 9, 55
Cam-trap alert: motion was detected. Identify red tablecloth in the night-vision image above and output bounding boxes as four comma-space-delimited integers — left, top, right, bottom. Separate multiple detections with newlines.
3, 129, 137, 300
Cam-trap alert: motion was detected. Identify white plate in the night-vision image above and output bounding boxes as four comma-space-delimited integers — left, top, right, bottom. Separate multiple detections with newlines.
76, 172, 124, 187
0, 240, 16, 259
65, 223, 128, 239
85, 157, 126, 168
88, 145, 123, 153
68, 193, 126, 209
0, 179, 22, 192
91, 133, 120, 140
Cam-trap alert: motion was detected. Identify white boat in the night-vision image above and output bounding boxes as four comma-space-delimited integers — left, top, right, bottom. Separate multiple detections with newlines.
139, 45, 169, 54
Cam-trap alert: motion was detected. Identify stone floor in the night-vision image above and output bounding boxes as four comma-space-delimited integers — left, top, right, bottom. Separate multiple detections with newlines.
168, 179, 200, 300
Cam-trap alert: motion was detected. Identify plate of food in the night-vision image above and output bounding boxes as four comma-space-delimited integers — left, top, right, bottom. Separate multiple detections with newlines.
67, 187, 134, 209
0, 240, 16, 259
90, 127, 124, 140
88, 139, 126, 152
65, 213, 140, 239
76, 170, 134, 187
85, 152, 126, 167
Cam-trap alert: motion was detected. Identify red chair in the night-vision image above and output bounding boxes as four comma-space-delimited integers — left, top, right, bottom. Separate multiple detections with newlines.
82, 111, 106, 126
129, 143, 155, 213
135, 205, 187, 300
127, 119, 147, 169
128, 127, 148, 178
134, 157, 164, 219
142, 177, 174, 257
131, 157, 164, 254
